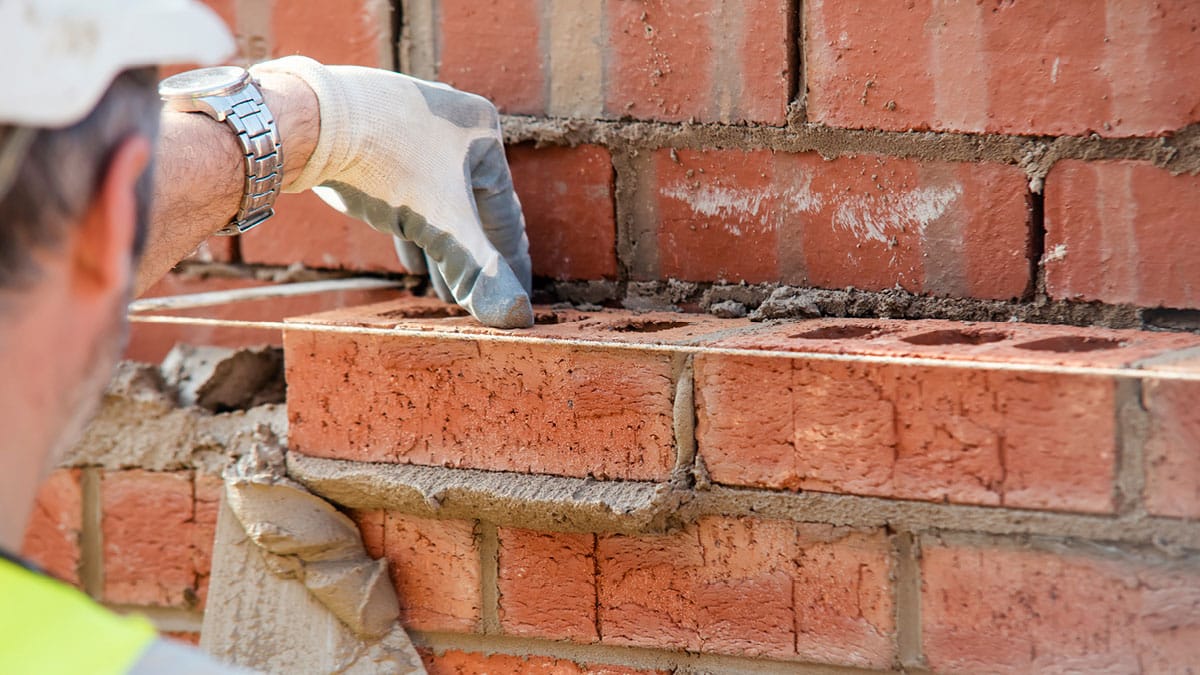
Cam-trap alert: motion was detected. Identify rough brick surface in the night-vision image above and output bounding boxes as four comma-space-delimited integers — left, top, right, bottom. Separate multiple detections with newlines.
597, 517, 894, 667
637, 149, 1030, 298
687, 317, 1200, 513
191, 474, 223, 606
1142, 352, 1200, 518
922, 542, 1200, 673
806, 0, 1200, 136
20, 469, 83, 586
285, 328, 677, 481
422, 650, 664, 675
605, 1, 790, 124
381, 514, 481, 632
101, 471, 206, 607
1045, 160, 1200, 310
498, 528, 598, 642
240, 192, 407, 274
437, 0, 545, 114
508, 144, 618, 280
272, 0, 391, 67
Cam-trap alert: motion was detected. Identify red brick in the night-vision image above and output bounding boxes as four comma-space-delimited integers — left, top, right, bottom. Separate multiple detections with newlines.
922, 542, 1200, 673
20, 469, 83, 586
191, 474, 223, 607
284, 320, 678, 481
497, 528, 597, 642
102, 471, 204, 607
351, 509, 387, 559
806, 1, 1200, 136
381, 514, 480, 632
605, 1, 789, 124
1045, 160, 1200, 310
597, 517, 894, 667
127, 272, 406, 363
272, 0, 391, 67
646, 149, 1030, 299
1142, 352, 1200, 519
239, 191, 407, 274
438, 0, 545, 114
507, 144, 617, 280
688, 317, 1200, 513
422, 650, 666, 675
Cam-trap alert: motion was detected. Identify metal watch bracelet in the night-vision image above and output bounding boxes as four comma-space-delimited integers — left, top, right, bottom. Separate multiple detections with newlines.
220, 81, 283, 235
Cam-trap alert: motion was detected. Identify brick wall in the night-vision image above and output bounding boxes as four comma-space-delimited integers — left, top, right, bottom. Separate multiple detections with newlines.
23, 0, 1200, 672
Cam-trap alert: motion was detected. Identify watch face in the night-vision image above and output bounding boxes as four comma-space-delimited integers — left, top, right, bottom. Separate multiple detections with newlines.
159, 66, 249, 99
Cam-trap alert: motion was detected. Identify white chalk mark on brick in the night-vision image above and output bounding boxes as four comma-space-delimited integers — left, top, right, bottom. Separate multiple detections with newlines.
833, 185, 963, 244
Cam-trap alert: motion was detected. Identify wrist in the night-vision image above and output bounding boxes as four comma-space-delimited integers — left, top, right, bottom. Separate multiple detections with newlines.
253, 70, 319, 191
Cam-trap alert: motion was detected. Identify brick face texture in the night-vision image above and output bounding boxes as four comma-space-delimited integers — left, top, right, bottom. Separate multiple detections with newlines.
285, 330, 677, 481
806, 0, 1200, 136
636, 149, 1031, 298
498, 528, 598, 642
597, 518, 895, 667
380, 514, 481, 632
922, 542, 1200, 673
508, 144, 618, 280
696, 356, 1118, 513
20, 469, 82, 586
101, 471, 215, 608
605, 1, 790, 124
1044, 160, 1200, 310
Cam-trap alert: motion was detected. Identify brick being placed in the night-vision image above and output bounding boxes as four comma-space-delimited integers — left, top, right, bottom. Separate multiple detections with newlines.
695, 316, 1200, 513
283, 299, 743, 480
284, 298, 1200, 518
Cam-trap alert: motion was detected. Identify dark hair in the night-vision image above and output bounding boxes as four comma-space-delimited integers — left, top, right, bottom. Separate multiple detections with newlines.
0, 67, 160, 290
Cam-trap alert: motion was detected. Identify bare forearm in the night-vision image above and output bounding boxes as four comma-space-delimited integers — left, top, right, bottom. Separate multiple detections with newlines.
135, 71, 319, 296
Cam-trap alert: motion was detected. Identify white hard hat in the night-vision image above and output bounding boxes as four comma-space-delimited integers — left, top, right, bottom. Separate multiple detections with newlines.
0, 0, 235, 129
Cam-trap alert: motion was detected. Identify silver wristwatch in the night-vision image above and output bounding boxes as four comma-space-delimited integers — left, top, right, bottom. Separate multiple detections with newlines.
159, 66, 283, 236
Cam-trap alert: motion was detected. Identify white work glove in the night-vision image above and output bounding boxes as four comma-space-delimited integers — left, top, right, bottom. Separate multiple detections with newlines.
250, 56, 533, 328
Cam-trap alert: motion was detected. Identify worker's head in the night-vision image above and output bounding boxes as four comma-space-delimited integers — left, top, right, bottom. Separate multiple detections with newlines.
0, 0, 232, 549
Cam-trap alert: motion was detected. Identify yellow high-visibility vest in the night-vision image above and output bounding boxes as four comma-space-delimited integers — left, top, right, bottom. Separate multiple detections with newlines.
0, 556, 157, 674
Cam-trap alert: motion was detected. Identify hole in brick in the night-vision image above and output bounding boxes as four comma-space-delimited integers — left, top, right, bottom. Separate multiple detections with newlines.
901, 329, 1008, 346
1014, 336, 1123, 353
535, 311, 589, 325
376, 304, 468, 320
608, 319, 692, 333
790, 325, 883, 340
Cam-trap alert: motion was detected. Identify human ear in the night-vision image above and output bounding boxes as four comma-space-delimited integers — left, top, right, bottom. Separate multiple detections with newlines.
71, 134, 151, 296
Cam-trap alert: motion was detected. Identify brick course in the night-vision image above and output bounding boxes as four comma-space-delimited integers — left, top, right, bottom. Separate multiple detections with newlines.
806, 0, 1200, 136
633, 149, 1031, 299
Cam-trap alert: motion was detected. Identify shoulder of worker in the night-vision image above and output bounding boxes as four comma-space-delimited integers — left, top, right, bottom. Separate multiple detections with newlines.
0, 554, 255, 674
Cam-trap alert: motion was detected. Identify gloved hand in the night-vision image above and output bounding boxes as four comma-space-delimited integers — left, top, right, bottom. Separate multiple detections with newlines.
250, 56, 533, 328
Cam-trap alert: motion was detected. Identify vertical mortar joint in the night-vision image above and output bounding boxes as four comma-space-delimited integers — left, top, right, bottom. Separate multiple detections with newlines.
477, 520, 501, 635
894, 530, 925, 671
79, 467, 104, 599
